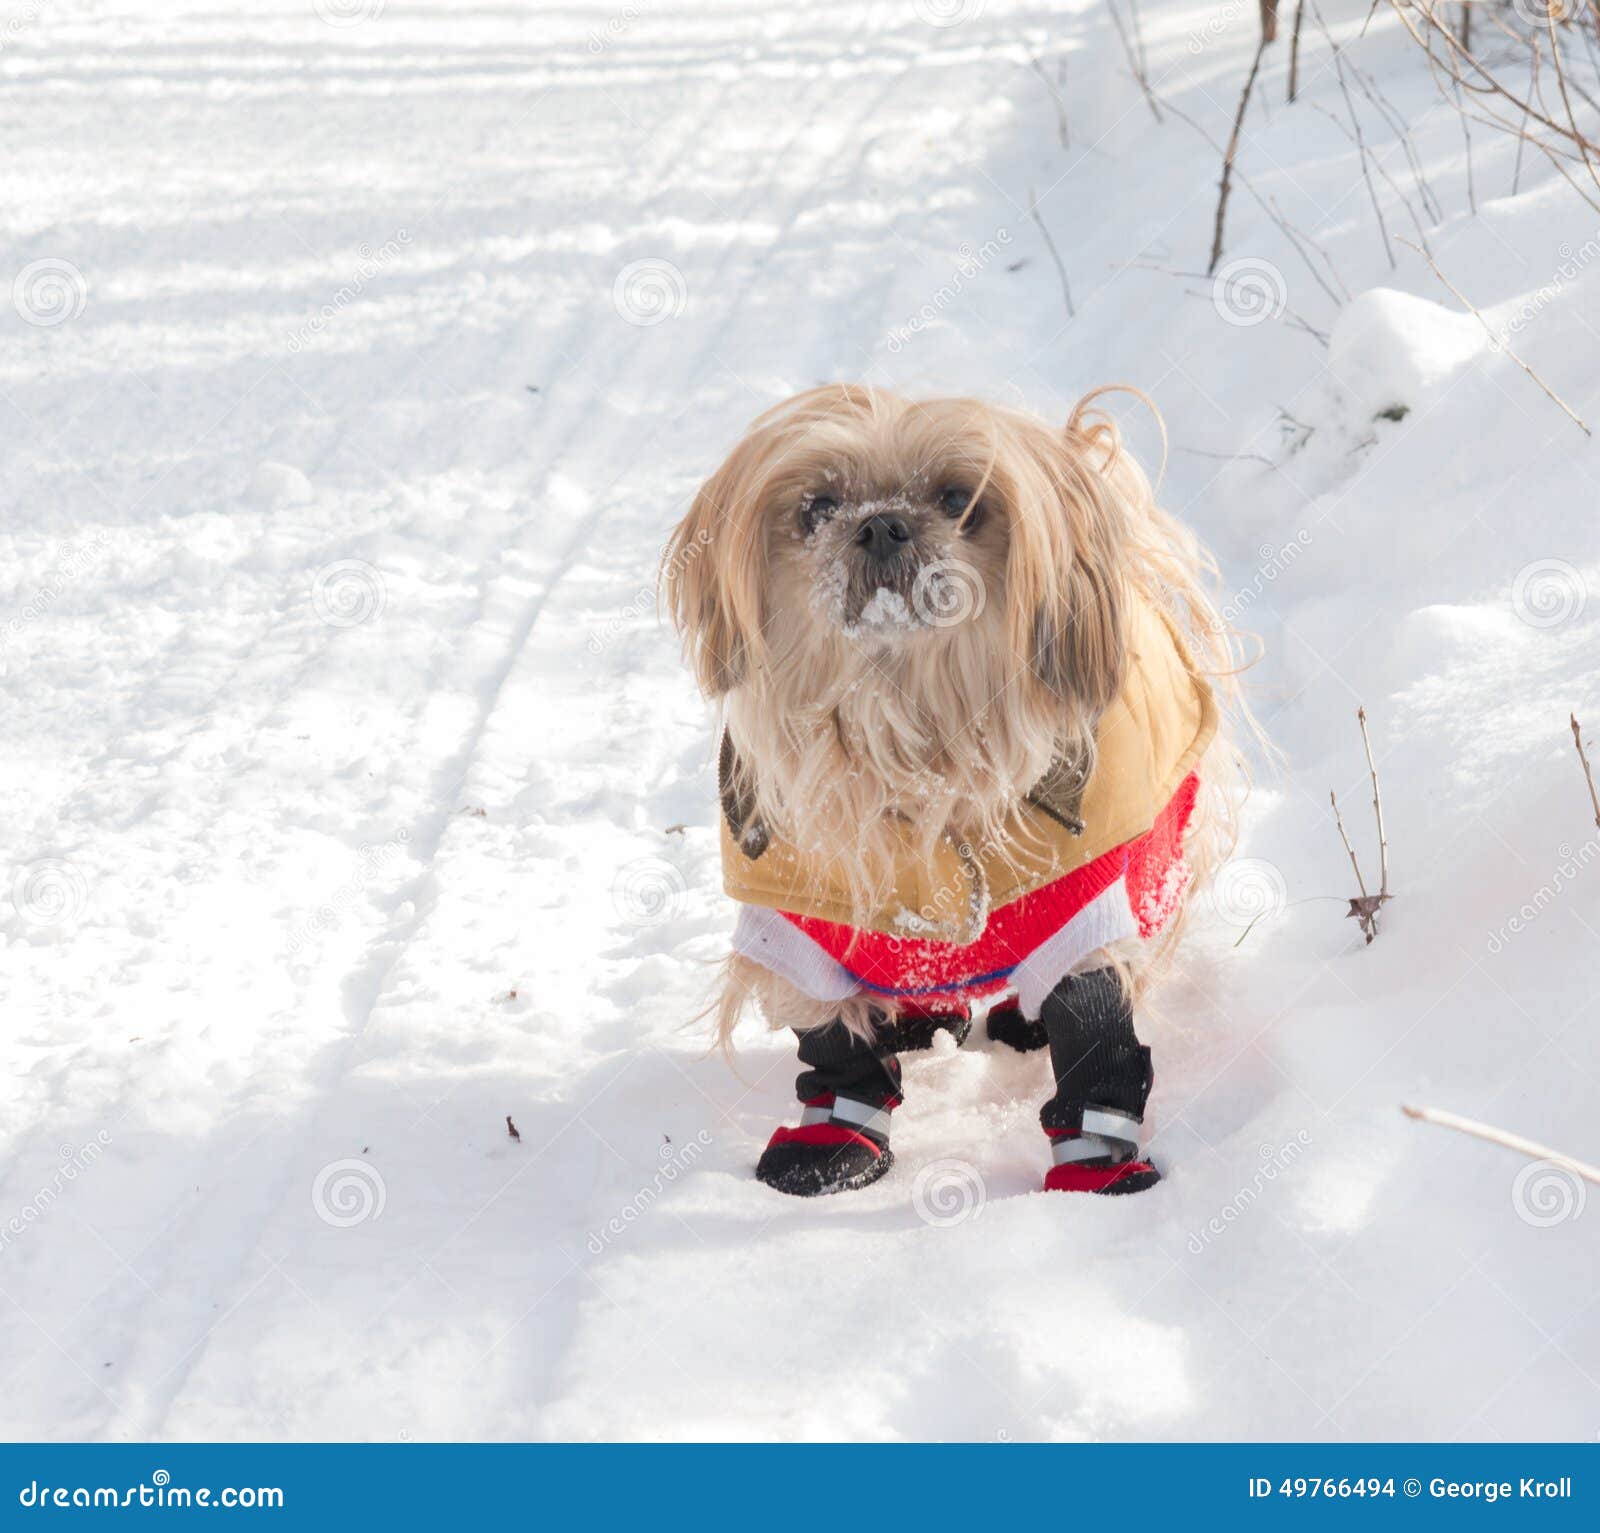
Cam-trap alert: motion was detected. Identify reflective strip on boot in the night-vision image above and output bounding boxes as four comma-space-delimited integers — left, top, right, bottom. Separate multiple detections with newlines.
800, 1096, 893, 1139
1082, 1107, 1142, 1152
1051, 1107, 1142, 1168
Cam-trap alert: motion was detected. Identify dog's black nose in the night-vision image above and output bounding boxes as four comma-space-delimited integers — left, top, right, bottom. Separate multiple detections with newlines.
854, 512, 912, 556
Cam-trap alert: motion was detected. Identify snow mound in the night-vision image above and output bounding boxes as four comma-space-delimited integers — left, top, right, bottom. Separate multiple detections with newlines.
1328, 287, 1486, 421
247, 462, 313, 507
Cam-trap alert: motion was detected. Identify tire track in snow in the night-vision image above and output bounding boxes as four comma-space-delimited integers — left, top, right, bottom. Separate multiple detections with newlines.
127, 3, 905, 1437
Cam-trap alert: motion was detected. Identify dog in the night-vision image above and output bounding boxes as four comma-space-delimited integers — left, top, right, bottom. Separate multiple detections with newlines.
665, 384, 1247, 1196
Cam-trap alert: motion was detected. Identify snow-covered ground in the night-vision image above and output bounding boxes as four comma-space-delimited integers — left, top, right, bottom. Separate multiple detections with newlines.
4, 0, 1599, 1441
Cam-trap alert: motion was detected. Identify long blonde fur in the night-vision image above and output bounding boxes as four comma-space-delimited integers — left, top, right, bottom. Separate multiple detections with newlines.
666, 384, 1251, 1048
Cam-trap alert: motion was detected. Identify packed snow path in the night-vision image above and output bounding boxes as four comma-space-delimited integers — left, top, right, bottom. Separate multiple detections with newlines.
4, 0, 1599, 1440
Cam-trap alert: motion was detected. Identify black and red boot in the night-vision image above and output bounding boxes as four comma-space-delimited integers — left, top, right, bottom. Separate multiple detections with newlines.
1038, 967, 1162, 1195
756, 1018, 901, 1197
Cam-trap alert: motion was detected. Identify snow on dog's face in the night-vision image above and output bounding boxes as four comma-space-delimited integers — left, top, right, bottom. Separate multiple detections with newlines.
666, 385, 1133, 701
663, 385, 1146, 913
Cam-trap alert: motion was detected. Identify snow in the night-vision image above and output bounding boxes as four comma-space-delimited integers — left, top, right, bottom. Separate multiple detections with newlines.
4, 0, 1599, 1442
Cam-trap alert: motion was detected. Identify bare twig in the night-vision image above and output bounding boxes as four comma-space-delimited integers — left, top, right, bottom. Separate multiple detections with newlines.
1331, 707, 1391, 943
1107, 0, 1162, 122
1159, 93, 1346, 305
1572, 714, 1600, 832
1398, 236, 1592, 436
1312, 5, 1441, 223
1028, 186, 1076, 318
1454, 73, 1477, 215
1129, 260, 1330, 345
1387, 0, 1600, 218
1358, 705, 1389, 899
1130, 0, 1152, 81
1172, 446, 1278, 466
1546, 8, 1600, 202
1288, 0, 1307, 102
1329, 787, 1380, 943
1312, 100, 1432, 258
1028, 54, 1070, 150
1314, 78, 1395, 267
1402, 1104, 1600, 1187
1211, 37, 1271, 273
1512, 29, 1538, 198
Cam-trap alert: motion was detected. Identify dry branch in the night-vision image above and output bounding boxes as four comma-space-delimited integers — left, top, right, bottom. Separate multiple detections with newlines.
1358, 706, 1389, 901
1210, 37, 1271, 274
1331, 707, 1391, 944
1028, 54, 1071, 150
1106, 0, 1162, 122
1398, 237, 1592, 436
1028, 186, 1076, 318
1387, 0, 1600, 218
1312, 5, 1441, 223
1159, 94, 1346, 304
1289, 0, 1307, 102
1402, 1104, 1600, 1187
1572, 714, 1600, 832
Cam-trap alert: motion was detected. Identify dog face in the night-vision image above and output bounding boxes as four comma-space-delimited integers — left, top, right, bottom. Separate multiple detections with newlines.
780, 448, 1007, 640
665, 385, 1130, 724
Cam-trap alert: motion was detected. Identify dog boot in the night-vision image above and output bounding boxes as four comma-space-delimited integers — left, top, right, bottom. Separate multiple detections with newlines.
1038, 967, 1162, 1195
756, 1019, 900, 1197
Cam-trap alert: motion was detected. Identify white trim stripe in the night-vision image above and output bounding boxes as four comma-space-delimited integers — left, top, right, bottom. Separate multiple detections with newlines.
1082, 1107, 1141, 1147
1051, 1136, 1116, 1166
730, 870, 1141, 1018
829, 1096, 893, 1137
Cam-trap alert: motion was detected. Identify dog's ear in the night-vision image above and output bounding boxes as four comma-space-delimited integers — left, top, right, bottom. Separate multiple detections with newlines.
1006, 420, 1129, 722
1029, 544, 1124, 718
662, 444, 763, 697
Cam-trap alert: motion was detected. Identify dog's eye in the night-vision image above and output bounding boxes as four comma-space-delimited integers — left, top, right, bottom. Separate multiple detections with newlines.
801, 494, 839, 533
939, 486, 974, 518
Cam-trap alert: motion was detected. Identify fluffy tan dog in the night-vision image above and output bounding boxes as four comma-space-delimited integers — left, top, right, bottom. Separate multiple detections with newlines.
666, 384, 1248, 1197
